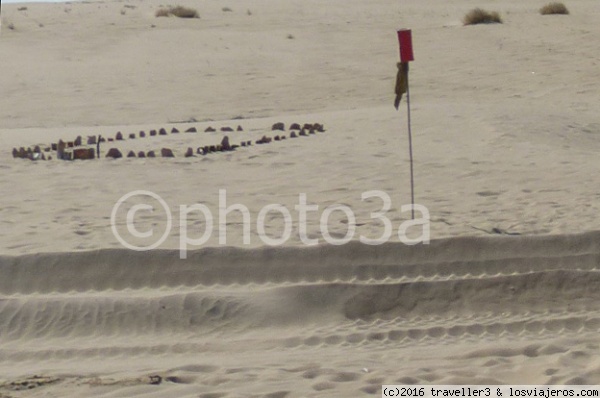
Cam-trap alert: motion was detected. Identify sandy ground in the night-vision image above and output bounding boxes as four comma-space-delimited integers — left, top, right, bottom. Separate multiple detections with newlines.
1, 0, 600, 396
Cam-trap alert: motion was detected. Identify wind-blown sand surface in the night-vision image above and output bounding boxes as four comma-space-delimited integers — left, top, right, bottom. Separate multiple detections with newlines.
1, 0, 600, 396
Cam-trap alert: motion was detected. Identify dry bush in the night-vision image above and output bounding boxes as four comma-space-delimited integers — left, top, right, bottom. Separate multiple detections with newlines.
155, 6, 199, 18
155, 7, 170, 17
169, 6, 199, 18
540, 2, 569, 15
463, 8, 502, 25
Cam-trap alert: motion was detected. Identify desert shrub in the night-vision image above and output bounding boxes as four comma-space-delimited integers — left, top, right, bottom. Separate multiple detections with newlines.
155, 8, 170, 17
222, 7, 232, 12
463, 8, 502, 25
540, 2, 569, 15
155, 6, 199, 18
169, 6, 199, 18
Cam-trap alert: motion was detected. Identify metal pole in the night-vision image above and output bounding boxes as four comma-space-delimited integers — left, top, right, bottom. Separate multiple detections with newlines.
405, 63, 415, 220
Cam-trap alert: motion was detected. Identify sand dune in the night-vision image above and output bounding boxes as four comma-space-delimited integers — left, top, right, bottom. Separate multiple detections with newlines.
2, 233, 600, 395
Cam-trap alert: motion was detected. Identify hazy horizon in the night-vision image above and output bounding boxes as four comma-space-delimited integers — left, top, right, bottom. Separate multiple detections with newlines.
3, 0, 84, 4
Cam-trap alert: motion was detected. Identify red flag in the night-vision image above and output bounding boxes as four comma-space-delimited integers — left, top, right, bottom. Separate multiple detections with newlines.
394, 29, 413, 109
397, 29, 414, 62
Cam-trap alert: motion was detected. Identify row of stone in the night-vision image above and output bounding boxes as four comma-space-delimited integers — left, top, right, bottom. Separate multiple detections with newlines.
12, 123, 326, 161
12, 146, 51, 160
44, 122, 323, 150
102, 129, 322, 159
271, 122, 325, 132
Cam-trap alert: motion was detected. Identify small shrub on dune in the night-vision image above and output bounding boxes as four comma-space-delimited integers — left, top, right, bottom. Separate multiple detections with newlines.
155, 7, 170, 17
155, 6, 199, 18
463, 8, 502, 25
540, 2, 569, 15
169, 6, 199, 18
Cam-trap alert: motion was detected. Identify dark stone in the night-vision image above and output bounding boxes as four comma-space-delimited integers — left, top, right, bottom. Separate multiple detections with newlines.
159, 128, 167, 136
57, 141, 66, 159
149, 375, 162, 385
74, 136, 82, 146
138, 151, 146, 158
272, 122, 285, 131
171, 128, 179, 134
256, 135, 271, 144
290, 123, 301, 130
221, 136, 231, 151
127, 151, 136, 158
185, 127, 197, 133
204, 127, 216, 132
161, 148, 175, 157
185, 147, 194, 157
115, 132, 123, 140
106, 148, 123, 159
147, 151, 156, 158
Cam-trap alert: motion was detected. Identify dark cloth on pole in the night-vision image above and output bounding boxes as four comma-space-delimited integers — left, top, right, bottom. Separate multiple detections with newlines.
394, 62, 409, 110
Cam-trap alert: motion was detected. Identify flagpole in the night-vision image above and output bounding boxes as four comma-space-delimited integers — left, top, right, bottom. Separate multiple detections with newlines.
405, 63, 415, 220
396, 29, 415, 220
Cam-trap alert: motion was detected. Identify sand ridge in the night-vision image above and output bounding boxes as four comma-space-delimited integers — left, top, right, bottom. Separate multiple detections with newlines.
2, 233, 600, 395
1, 0, 600, 395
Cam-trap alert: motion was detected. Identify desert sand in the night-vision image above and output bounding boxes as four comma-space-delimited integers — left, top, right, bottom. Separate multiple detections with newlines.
1, 0, 600, 396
